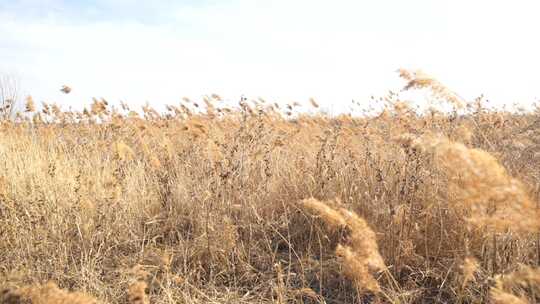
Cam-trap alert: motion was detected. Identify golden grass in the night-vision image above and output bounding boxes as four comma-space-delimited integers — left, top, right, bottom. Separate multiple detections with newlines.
300, 198, 386, 294
0, 73, 539, 303
1, 282, 98, 304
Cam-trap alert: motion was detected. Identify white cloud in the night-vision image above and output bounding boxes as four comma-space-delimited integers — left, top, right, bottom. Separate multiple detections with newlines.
0, 0, 539, 112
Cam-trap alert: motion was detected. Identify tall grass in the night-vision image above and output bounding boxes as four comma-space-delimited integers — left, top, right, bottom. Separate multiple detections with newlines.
1, 71, 539, 303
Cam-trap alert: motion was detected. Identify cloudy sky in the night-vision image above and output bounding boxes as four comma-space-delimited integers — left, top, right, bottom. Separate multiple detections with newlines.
1, 0, 539, 112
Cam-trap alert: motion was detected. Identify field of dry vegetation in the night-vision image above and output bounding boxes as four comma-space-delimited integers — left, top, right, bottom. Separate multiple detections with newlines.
1, 71, 540, 303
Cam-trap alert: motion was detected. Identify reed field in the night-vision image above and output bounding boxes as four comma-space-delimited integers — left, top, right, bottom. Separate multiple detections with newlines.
1, 71, 539, 303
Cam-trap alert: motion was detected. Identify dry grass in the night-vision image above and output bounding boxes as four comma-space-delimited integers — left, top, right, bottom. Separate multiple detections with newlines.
1, 72, 539, 303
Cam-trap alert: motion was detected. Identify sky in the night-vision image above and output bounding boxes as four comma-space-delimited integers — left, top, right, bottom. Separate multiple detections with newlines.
1, 0, 539, 113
